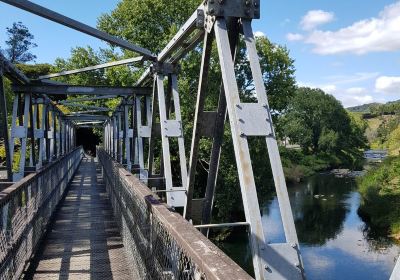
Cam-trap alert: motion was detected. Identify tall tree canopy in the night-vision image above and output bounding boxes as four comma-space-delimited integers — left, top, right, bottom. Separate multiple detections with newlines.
3, 22, 37, 63
282, 87, 367, 164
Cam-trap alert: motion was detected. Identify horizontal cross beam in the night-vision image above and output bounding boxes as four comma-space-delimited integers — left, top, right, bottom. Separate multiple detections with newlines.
58, 95, 122, 104
68, 110, 109, 114
38, 56, 143, 80
76, 121, 104, 125
64, 115, 108, 121
12, 85, 152, 95
62, 103, 111, 111
0, 0, 156, 59
0, 53, 30, 84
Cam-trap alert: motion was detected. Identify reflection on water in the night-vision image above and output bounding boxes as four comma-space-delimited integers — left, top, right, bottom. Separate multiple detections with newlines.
218, 174, 400, 279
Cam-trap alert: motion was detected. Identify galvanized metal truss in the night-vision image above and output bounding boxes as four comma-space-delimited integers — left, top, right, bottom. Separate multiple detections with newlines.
0, 54, 76, 182
0, 0, 308, 279
102, 2, 305, 279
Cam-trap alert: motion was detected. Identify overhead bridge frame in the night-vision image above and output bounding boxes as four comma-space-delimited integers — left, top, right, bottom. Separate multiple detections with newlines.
0, 0, 311, 279
12, 84, 152, 96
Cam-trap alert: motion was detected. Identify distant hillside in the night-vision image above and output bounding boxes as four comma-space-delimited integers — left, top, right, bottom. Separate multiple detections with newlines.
347, 103, 381, 113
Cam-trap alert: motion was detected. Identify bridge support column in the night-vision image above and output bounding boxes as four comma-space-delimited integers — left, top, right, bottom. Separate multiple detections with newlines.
0, 67, 12, 181
9, 93, 30, 181
149, 65, 188, 208
181, 8, 304, 279
32, 98, 46, 169
135, 95, 151, 183
117, 112, 123, 163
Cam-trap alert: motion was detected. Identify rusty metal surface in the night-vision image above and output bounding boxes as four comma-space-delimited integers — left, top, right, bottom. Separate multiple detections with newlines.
0, 147, 83, 280
29, 156, 136, 280
98, 148, 253, 280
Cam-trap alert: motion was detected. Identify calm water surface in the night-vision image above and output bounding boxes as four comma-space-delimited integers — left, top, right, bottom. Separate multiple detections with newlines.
219, 174, 400, 279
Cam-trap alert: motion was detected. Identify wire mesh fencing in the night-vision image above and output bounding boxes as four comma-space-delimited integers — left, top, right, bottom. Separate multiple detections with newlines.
0, 147, 83, 280
97, 147, 252, 280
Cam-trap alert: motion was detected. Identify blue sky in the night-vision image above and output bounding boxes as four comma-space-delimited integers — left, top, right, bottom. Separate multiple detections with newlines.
1, 0, 400, 107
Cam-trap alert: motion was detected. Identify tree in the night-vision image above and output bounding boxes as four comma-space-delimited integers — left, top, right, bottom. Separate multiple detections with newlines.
3, 22, 37, 63
282, 87, 367, 164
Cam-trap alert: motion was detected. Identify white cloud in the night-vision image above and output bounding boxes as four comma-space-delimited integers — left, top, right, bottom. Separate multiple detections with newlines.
300, 10, 335, 30
297, 82, 336, 94
286, 33, 304, 41
345, 87, 367, 94
254, 31, 266, 37
298, 81, 381, 107
375, 76, 400, 94
341, 95, 374, 107
324, 72, 379, 85
304, 2, 400, 54
321, 84, 337, 94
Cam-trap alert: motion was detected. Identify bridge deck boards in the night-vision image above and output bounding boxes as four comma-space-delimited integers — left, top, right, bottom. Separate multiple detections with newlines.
29, 157, 134, 280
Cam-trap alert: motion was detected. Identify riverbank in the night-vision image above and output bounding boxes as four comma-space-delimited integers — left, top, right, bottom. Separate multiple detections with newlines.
358, 156, 400, 240
280, 147, 364, 182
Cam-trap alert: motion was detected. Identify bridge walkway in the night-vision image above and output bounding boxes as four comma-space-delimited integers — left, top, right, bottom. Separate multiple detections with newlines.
27, 156, 134, 280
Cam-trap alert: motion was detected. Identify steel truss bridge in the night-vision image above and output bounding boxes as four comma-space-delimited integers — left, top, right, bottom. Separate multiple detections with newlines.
0, 0, 398, 279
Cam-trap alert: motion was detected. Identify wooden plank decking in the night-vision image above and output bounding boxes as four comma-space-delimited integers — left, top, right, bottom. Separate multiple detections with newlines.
28, 156, 134, 280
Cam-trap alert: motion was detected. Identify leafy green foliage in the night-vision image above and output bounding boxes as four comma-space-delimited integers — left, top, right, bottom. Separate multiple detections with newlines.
16, 63, 52, 78
97, 0, 200, 54
358, 156, 400, 237
281, 87, 367, 168
2, 22, 37, 63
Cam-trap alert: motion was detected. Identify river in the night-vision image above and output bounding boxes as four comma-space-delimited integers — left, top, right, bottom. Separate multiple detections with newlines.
218, 174, 400, 279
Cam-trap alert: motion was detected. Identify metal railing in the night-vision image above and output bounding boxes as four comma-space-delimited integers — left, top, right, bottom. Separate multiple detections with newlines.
97, 148, 252, 280
0, 147, 83, 280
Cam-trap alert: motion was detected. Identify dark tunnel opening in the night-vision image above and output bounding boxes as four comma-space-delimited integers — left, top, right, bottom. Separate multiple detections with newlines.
76, 128, 101, 156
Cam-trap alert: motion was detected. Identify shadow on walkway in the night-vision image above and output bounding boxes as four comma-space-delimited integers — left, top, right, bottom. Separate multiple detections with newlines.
26, 156, 133, 280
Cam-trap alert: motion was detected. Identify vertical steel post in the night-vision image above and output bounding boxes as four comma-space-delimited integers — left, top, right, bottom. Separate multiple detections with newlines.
124, 104, 131, 170
28, 93, 36, 167
10, 94, 30, 181
0, 68, 12, 181
155, 71, 187, 207
214, 18, 267, 279
117, 112, 123, 163
184, 31, 213, 219
135, 95, 148, 181
49, 109, 55, 161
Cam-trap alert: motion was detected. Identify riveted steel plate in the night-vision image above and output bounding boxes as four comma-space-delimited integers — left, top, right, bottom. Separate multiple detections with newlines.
11, 126, 27, 138
235, 103, 272, 136
163, 120, 182, 137
263, 243, 303, 280
34, 129, 44, 139
138, 125, 151, 138
127, 129, 133, 138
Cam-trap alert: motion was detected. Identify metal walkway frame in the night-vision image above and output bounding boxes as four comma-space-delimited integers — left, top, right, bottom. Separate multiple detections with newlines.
0, 0, 315, 279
